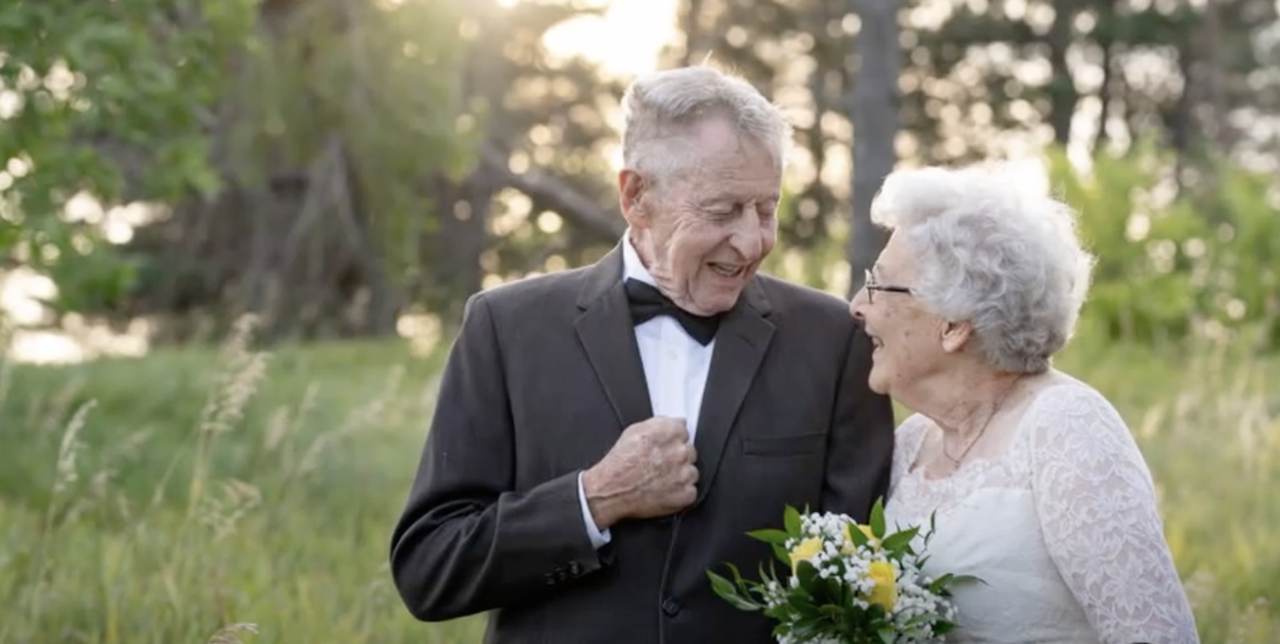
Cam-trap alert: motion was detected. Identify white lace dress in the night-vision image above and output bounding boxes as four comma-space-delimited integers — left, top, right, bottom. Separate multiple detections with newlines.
882, 381, 1200, 644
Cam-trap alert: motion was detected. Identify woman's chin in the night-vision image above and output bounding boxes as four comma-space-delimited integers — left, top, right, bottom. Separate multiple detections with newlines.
867, 371, 891, 396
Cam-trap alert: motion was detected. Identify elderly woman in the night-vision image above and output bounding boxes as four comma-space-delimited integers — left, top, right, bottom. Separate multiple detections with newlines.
850, 164, 1199, 643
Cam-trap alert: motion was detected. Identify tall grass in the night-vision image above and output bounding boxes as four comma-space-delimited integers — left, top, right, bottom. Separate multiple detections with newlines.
0, 316, 1275, 643
0, 316, 483, 644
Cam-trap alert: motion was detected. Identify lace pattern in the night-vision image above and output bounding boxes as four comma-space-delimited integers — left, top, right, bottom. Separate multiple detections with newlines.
885, 381, 1200, 644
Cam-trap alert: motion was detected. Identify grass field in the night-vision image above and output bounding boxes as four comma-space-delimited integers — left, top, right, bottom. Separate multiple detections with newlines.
0, 316, 1276, 643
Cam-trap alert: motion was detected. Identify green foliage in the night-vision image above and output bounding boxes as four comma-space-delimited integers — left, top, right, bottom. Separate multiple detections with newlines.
232, 0, 475, 277
1046, 143, 1280, 346
0, 0, 479, 325
778, 142, 1278, 351
0, 324, 487, 643
0, 329, 1277, 642
0, 0, 258, 312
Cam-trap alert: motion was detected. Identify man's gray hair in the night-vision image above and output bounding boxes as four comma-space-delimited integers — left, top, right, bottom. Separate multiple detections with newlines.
620, 65, 792, 183
870, 164, 1097, 373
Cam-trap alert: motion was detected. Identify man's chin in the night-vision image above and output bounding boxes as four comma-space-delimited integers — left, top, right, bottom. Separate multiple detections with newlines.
686, 288, 745, 316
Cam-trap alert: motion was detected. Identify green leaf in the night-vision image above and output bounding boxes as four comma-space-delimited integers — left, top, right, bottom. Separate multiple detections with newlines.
764, 603, 792, 620
846, 519, 870, 548
869, 497, 886, 538
822, 573, 843, 605
819, 604, 844, 620
795, 560, 820, 590
723, 561, 746, 585
706, 570, 762, 612
948, 573, 986, 587
880, 526, 919, 554
771, 543, 790, 566
784, 505, 801, 536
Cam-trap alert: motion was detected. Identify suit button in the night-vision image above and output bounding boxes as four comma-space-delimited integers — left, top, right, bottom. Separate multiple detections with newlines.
543, 572, 556, 586
661, 597, 681, 617
568, 561, 582, 576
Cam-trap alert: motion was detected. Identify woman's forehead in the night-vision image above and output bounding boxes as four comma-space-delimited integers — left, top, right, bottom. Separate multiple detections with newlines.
874, 233, 916, 278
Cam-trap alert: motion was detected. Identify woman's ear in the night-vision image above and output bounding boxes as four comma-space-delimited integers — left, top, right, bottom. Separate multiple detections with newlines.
940, 319, 974, 354
618, 169, 650, 229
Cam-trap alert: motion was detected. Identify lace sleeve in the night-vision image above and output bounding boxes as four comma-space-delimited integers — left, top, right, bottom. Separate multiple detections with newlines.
1029, 384, 1200, 644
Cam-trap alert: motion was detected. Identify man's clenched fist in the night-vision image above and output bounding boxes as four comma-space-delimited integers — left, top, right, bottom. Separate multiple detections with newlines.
581, 416, 698, 530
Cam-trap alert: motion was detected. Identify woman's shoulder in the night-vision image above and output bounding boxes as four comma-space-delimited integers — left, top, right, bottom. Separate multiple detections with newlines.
1023, 371, 1125, 425
1022, 371, 1145, 465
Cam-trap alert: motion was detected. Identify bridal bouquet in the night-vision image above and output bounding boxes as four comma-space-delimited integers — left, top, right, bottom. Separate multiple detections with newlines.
707, 499, 976, 644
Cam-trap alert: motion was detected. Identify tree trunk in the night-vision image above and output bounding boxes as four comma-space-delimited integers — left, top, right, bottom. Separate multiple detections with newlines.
1047, 0, 1079, 146
845, 0, 900, 298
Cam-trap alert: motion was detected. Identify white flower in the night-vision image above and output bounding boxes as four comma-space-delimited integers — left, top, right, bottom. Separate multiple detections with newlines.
760, 511, 962, 643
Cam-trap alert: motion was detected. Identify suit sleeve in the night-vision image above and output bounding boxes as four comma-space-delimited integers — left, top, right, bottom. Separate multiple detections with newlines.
389, 292, 607, 622
820, 319, 896, 522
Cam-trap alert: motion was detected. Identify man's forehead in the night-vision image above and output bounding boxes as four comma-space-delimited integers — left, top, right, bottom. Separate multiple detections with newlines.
699, 186, 780, 201
664, 175, 778, 201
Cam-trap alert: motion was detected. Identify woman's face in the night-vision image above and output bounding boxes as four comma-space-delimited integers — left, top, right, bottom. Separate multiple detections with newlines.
849, 231, 951, 397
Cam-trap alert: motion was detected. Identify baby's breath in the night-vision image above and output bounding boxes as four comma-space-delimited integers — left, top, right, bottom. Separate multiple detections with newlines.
708, 500, 977, 644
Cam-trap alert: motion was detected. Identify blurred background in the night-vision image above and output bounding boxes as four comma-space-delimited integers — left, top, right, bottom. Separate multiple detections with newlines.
0, 0, 1276, 642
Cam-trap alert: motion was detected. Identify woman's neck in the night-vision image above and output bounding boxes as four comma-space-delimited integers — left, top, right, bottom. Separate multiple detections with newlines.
901, 367, 1026, 439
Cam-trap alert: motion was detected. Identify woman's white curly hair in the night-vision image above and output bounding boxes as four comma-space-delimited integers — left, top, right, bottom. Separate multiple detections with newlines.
870, 163, 1097, 373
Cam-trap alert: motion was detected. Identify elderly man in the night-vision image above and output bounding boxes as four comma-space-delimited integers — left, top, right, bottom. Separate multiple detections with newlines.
389, 65, 894, 644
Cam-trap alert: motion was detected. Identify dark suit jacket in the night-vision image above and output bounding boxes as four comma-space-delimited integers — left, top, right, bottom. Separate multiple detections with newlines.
389, 243, 895, 644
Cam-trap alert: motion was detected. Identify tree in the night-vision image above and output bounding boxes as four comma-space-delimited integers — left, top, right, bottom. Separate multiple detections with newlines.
0, 0, 258, 314
845, 0, 900, 296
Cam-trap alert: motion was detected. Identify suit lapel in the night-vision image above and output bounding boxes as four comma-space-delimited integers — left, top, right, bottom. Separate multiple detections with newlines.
692, 279, 774, 505
574, 244, 653, 429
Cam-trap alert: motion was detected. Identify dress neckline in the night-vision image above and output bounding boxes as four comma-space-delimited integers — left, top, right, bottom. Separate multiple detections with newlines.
905, 382, 1072, 483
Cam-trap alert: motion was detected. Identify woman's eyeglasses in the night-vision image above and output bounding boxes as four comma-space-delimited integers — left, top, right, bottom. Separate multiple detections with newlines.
864, 269, 913, 304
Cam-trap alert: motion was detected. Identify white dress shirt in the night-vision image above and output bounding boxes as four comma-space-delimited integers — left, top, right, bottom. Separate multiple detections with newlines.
576, 235, 716, 548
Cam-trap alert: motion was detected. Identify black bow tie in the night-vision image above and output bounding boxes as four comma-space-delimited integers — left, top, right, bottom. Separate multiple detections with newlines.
624, 279, 723, 345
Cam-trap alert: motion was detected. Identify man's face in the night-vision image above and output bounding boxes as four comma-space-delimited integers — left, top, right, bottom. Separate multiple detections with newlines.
620, 117, 781, 316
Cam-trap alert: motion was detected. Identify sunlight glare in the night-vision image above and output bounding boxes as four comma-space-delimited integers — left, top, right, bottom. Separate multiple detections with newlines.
535, 0, 679, 77
1, 268, 55, 326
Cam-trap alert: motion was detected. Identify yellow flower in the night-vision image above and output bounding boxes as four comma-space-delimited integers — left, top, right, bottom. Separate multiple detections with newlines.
788, 537, 823, 572
843, 523, 880, 553
864, 560, 898, 611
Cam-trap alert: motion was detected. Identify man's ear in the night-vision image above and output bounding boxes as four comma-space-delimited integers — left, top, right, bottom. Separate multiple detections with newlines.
940, 319, 974, 354
618, 169, 650, 229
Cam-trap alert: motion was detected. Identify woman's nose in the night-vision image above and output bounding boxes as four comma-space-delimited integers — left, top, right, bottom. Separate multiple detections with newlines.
849, 289, 868, 320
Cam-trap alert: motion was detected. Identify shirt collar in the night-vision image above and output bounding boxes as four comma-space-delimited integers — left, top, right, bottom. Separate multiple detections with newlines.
621, 229, 657, 287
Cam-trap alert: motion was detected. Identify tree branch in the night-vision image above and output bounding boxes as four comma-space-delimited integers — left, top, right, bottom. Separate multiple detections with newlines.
478, 144, 625, 241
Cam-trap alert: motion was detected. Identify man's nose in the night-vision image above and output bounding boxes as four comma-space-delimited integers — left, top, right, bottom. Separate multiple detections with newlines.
729, 213, 765, 258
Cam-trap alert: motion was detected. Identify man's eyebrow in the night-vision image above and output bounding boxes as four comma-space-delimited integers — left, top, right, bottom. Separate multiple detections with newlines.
705, 191, 779, 201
